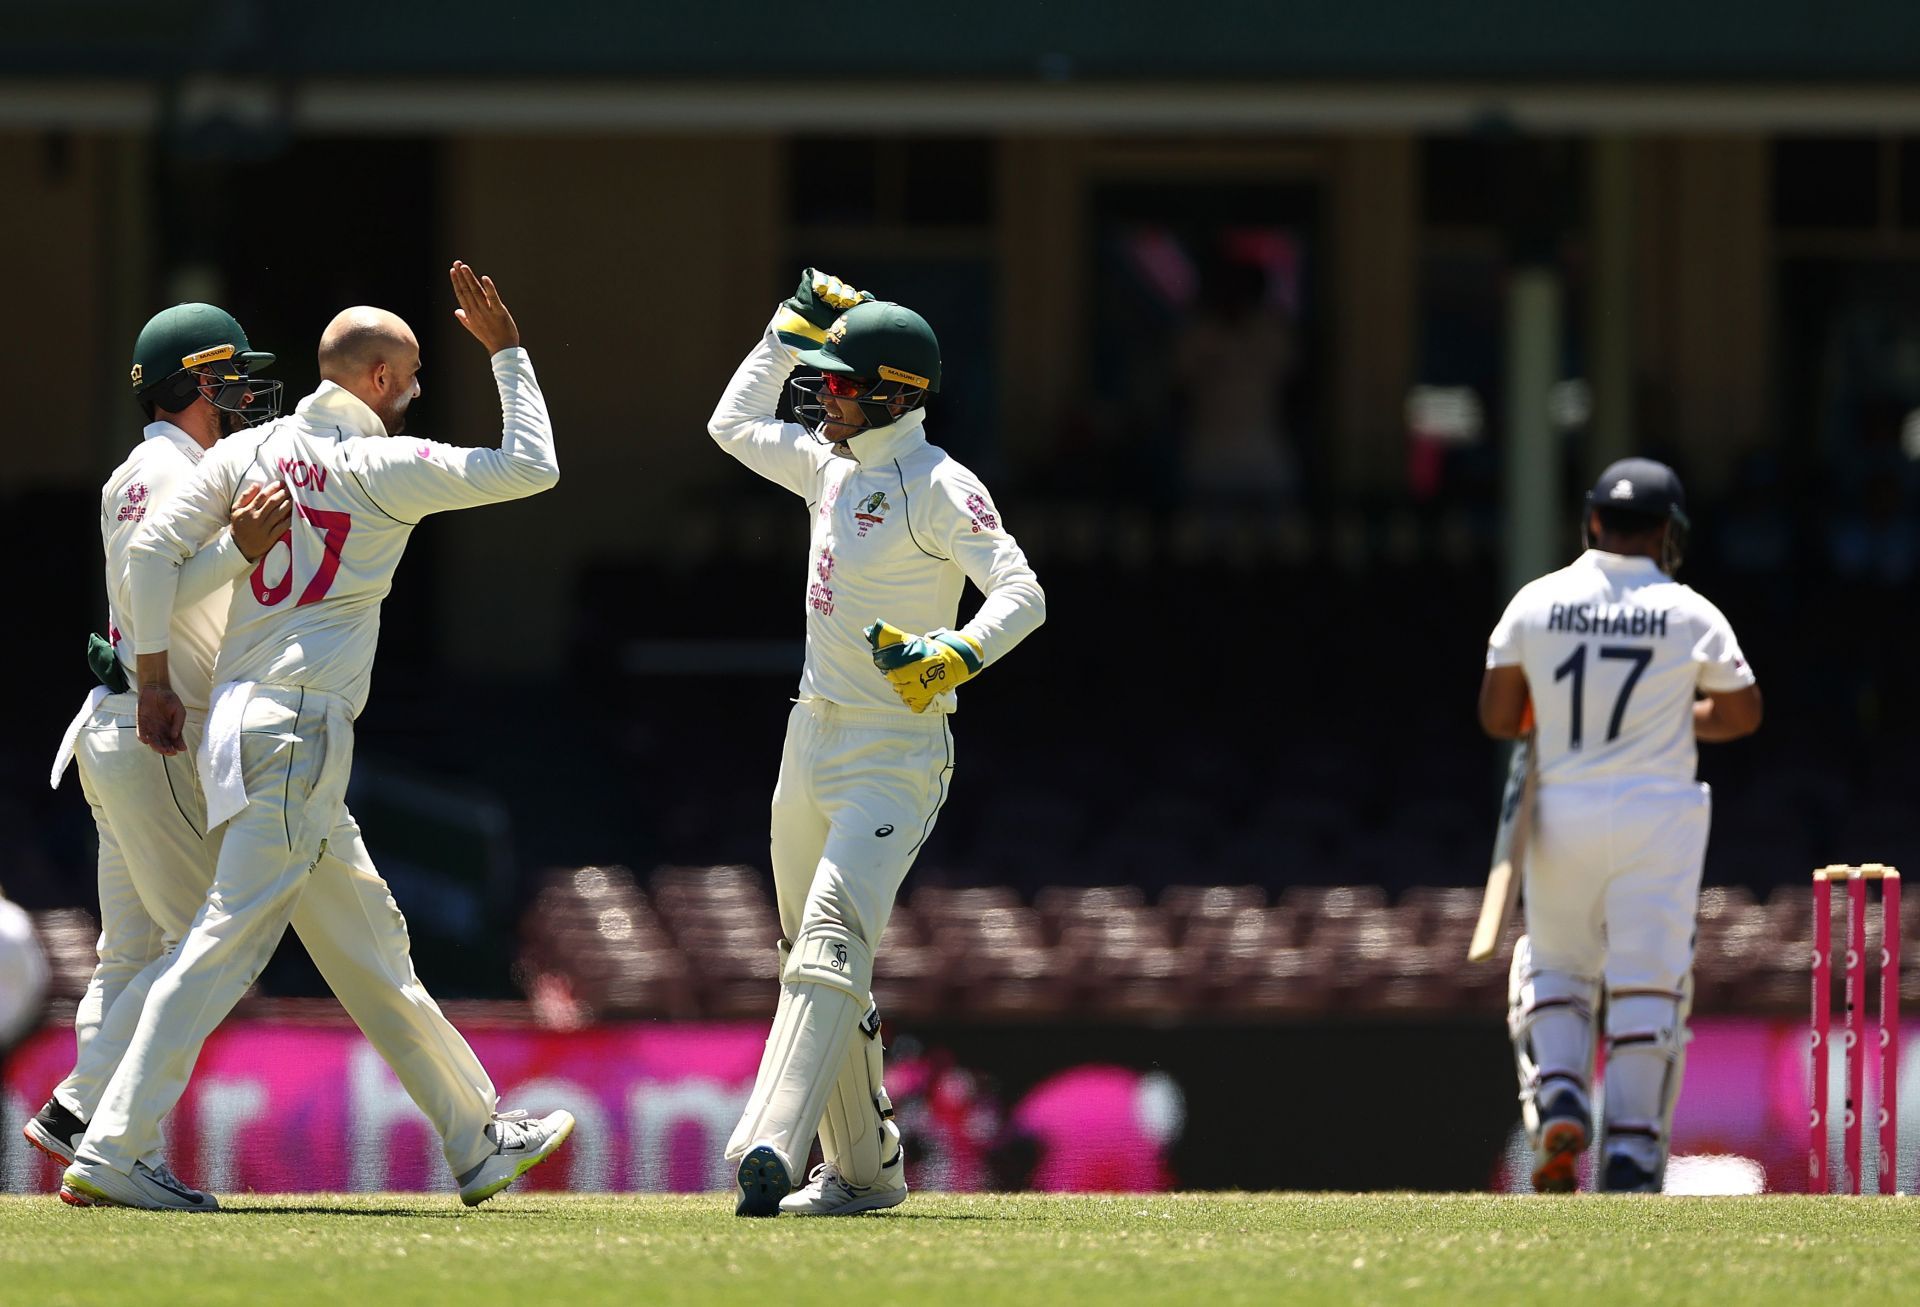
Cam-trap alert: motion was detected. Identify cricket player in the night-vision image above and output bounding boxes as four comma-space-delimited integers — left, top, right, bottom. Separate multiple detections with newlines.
29, 302, 291, 1199
710, 269, 1045, 1216
1480, 458, 1762, 1193
32, 297, 558, 1210
58, 264, 572, 1210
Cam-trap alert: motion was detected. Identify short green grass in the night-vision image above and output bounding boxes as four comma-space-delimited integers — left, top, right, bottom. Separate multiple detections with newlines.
2, 1192, 1912, 1307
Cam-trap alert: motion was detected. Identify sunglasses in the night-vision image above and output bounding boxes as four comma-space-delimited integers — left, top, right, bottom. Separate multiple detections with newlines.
822, 372, 869, 398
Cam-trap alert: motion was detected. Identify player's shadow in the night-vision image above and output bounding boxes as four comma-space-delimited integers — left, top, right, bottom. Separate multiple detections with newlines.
882, 1212, 1020, 1222
221, 1204, 553, 1218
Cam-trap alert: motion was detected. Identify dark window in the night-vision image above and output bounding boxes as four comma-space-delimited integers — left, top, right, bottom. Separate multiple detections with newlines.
1899, 139, 1920, 229
1421, 136, 1586, 236
790, 136, 881, 227
902, 138, 994, 226
1772, 137, 1880, 230
790, 136, 993, 228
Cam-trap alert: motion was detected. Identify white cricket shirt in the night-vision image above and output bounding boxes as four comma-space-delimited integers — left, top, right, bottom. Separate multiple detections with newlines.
1486, 550, 1756, 787
708, 318, 1046, 713
127, 348, 556, 718
99, 423, 256, 713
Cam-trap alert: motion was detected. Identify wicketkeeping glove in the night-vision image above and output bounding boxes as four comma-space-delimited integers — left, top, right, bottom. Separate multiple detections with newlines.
865, 620, 984, 713
774, 267, 872, 350
87, 632, 129, 693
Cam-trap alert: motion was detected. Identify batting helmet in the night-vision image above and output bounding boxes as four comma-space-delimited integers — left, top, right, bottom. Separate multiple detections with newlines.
131, 303, 281, 428
789, 300, 941, 439
1582, 457, 1691, 574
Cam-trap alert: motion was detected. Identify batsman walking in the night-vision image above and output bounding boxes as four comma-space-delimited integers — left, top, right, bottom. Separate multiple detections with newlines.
1480, 458, 1762, 1193
710, 269, 1045, 1215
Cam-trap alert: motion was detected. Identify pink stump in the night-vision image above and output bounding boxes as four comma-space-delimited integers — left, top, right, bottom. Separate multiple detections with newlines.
1813, 872, 1832, 1193
1882, 873, 1902, 1196
1847, 872, 1868, 1194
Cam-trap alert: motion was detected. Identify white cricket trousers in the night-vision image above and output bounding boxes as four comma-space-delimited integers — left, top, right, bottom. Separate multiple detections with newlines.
724, 698, 953, 1174
72, 685, 497, 1176
1523, 777, 1712, 988
768, 698, 954, 946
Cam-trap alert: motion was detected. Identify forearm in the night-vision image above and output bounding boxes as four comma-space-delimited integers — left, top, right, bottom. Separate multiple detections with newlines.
492, 348, 558, 486
1693, 694, 1760, 742
126, 540, 187, 656
958, 558, 1046, 667
172, 530, 251, 608
135, 650, 171, 690
708, 320, 796, 446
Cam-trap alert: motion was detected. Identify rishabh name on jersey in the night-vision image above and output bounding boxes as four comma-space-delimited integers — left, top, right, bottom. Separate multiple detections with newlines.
1486, 550, 1755, 787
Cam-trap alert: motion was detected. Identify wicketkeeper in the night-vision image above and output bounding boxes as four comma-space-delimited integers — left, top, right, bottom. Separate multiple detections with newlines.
710, 269, 1045, 1215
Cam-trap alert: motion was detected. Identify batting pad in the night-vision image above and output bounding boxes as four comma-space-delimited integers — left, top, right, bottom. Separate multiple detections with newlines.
1602, 984, 1692, 1174
1507, 936, 1599, 1145
818, 999, 901, 1188
724, 942, 794, 1164
724, 924, 872, 1178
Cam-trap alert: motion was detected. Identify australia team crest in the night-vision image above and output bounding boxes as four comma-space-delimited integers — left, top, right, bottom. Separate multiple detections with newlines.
854, 491, 890, 538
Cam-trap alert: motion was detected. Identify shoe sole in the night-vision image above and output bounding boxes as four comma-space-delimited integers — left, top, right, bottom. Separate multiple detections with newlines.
460, 1114, 578, 1207
59, 1176, 113, 1208
780, 1184, 909, 1216
1531, 1119, 1590, 1194
735, 1146, 791, 1218
23, 1121, 76, 1167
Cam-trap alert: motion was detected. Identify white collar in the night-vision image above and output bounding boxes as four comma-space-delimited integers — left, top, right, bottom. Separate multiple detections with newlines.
142, 420, 210, 464
841, 408, 929, 466
1580, 548, 1666, 574
294, 381, 389, 441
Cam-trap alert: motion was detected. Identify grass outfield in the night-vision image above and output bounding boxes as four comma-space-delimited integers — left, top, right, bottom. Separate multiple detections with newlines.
1, 1192, 1913, 1307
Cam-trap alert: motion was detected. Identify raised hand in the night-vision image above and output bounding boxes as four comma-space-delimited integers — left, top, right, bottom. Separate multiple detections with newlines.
775, 268, 871, 349
451, 261, 521, 354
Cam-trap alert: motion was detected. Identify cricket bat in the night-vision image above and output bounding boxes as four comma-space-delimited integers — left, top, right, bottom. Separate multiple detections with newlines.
1468, 735, 1536, 962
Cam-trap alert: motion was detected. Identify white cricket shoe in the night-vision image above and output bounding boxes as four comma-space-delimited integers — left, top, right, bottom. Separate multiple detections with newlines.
778, 1149, 908, 1216
456, 1110, 575, 1206
60, 1158, 219, 1212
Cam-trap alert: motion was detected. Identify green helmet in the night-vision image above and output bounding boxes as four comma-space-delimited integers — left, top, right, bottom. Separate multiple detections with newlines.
131, 303, 281, 427
790, 300, 941, 438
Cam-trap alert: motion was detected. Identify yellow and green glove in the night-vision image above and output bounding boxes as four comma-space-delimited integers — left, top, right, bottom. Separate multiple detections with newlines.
774, 268, 872, 349
864, 620, 984, 713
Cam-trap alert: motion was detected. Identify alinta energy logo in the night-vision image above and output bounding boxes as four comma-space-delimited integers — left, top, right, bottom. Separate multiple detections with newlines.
118, 482, 150, 522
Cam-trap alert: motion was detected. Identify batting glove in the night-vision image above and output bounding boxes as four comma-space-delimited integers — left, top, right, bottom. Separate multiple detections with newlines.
865, 620, 984, 713
774, 267, 872, 349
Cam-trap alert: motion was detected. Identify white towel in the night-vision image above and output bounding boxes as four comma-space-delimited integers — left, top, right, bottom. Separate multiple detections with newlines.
48, 685, 110, 790
201, 679, 257, 829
